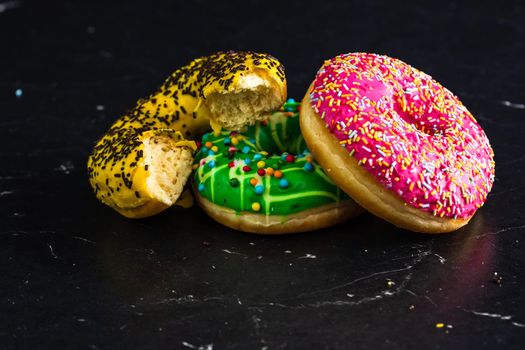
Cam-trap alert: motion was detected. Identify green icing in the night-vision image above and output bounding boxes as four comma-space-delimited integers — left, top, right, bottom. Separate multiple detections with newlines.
193, 100, 349, 215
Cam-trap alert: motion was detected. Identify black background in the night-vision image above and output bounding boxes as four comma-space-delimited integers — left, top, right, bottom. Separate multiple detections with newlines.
1, 0, 525, 349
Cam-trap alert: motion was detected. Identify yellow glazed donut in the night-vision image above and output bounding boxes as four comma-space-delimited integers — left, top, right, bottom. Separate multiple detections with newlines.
87, 51, 287, 218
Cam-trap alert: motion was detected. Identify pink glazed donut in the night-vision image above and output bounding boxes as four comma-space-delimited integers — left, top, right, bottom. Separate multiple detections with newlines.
300, 53, 495, 233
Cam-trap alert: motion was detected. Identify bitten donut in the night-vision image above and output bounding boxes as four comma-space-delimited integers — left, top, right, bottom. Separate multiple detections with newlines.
300, 53, 495, 233
88, 51, 286, 218
192, 99, 362, 234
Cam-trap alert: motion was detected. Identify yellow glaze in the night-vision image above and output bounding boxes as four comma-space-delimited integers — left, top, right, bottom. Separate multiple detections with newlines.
87, 51, 285, 216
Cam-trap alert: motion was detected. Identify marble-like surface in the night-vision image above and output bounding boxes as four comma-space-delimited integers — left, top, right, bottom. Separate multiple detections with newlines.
1, 0, 524, 348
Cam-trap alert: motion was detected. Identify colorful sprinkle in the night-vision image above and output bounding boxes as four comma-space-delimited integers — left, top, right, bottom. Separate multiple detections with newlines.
198, 183, 205, 192
304, 163, 314, 172
279, 179, 289, 189
255, 184, 264, 194
251, 202, 261, 212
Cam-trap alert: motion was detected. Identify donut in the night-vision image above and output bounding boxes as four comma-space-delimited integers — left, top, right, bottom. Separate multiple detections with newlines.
300, 53, 495, 233
192, 99, 363, 234
87, 51, 286, 218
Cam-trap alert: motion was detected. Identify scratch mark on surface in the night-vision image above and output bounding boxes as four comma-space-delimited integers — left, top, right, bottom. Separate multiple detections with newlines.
298, 254, 316, 259
476, 224, 525, 238
48, 244, 58, 259
500, 100, 525, 109
72, 236, 96, 244
424, 295, 437, 307
405, 289, 418, 296
434, 254, 446, 264
458, 307, 525, 327
181, 342, 213, 350
150, 295, 224, 305
221, 249, 244, 256
296, 249, 430, 299
0, 190, 13, 196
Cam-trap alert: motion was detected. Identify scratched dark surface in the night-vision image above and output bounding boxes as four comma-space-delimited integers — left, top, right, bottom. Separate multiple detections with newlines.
1, 0, 524, 349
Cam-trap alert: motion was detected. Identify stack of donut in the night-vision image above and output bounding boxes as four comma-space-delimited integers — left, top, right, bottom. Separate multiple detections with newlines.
88, 51, 495, 234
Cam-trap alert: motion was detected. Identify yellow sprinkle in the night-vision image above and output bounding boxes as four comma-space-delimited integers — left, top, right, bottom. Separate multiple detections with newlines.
251, 202, 261, 212
211, 146, 219, 153
436, 323, 444, 329
231, 137, 239, 145
257, 161, 266, 168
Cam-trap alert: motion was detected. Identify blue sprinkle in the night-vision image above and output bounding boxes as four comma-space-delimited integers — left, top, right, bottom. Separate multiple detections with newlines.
255, 184, 264, 194
304, 163, 314, 172
280, 153, 288, 160
198, 183, 205, 192
287, 98, 295, 103
242, 146, 250, 154
208, 160, 216, 168
279, 179, 289, 189
200, 146, 209, 153
223, 137, 231, 145
244, 158, 251, 165
253, 154, 262, 161
15, 89, 23, 98
207, 150, 215, 156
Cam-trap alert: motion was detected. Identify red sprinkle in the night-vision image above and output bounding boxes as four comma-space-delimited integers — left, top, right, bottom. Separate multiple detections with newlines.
285, 154, 295, 163
228, 161, 235, 168
242, 166, 251, 172
257, 168, 266, 176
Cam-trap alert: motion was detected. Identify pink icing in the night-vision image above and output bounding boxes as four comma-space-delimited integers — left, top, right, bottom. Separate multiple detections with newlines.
310, 53, 495, 219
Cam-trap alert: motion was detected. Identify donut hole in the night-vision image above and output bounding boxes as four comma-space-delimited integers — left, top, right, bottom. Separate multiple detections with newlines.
207, 73, 283, 130
392, 84, 451, 138
143, 135, 194, 205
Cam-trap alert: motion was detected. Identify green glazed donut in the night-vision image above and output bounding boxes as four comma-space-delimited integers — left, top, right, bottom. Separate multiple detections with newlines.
192, 99, 362, 234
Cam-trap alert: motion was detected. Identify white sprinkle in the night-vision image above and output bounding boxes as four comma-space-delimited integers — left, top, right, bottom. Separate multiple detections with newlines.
422, 182, 433, 190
